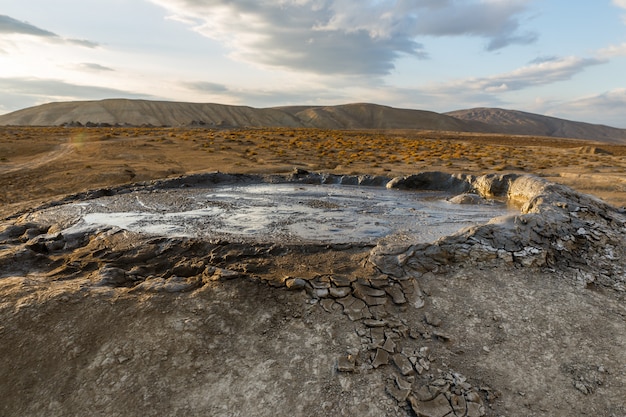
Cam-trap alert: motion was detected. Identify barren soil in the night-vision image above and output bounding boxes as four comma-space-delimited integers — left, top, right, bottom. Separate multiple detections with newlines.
1, 126, 626, 417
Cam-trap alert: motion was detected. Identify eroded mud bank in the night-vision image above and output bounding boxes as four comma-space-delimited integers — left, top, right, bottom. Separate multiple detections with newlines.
1, 171, 625, 417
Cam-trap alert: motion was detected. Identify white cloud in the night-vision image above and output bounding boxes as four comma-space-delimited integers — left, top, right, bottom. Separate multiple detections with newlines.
543, 88, 626, 128
435, 56, 605, 94
0, 14, 98, 48
0, 77, 152, 106
148, 0, 536, 75
613, 0, 626, 9
598, 42, 626, 58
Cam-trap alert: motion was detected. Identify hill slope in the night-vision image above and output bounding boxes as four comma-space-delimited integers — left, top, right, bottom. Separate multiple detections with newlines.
2, 99, 626, 143
445, 107, 626, 144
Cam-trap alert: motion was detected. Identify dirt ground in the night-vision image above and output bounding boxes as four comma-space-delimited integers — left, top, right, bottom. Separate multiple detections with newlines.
1, 126, 625, 218
1, 126, 626, 417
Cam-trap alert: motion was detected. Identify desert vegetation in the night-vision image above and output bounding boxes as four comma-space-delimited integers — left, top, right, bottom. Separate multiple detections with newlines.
1, 126, 626, 217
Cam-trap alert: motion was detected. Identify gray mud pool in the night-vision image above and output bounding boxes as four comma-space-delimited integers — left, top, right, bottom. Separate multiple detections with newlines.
45, 183, 513, 244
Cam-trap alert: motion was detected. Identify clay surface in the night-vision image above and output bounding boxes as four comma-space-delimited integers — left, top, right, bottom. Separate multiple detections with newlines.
2, 170, 625, 416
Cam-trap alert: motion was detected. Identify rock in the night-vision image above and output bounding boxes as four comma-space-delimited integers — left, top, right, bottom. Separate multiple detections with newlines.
328, 286, 352, 298
209, 268, 242, 281
353, 282, 386, 298
315, 288, 330, 298
387, 383, 411, 402
409, 393, 452, 417
385, 285, 407, 304
320, 299, 337, 313
424, 312, 442, 327
372, 348, 389, 368
162, 276, 202, 293
336, 354, 356, 372
330, 275, 353, 287
382, 337, 397, 353
339, 296, 371, 321
392, 353, 415, 376
284, 277, 307, 290
0, 224, 27, 240
370, 328, 386, 348
574, 381, 590, 395
363, 319, 387, 328
95, 266, 128, 287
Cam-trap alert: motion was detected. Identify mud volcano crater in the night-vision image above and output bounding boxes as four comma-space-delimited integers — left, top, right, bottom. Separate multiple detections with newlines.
26, 172, 514, 245
1, 170, 625, 417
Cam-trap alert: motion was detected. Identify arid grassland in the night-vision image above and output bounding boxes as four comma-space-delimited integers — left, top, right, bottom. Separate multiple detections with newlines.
2, 126, 625, 217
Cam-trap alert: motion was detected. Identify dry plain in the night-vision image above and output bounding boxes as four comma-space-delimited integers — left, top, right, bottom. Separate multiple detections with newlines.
1, 126, 626, 417
2, 126, 626, 216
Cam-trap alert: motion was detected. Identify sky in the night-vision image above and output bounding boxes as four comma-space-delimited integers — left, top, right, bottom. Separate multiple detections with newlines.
1, 0, 626, 127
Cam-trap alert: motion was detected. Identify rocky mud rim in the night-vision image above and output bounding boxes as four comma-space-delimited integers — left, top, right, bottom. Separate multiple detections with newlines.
1, 170, 625, 417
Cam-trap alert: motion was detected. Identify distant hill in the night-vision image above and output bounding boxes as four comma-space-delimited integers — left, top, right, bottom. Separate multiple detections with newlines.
445, 107, 626, 145
1, 99, 625, 144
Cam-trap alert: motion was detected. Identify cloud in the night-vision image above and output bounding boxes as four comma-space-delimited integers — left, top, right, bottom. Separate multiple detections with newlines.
73, 63, 115, 72
0, 15, 57, 37
613, 0, 626, 9
184, 81, 229, 93
598, 42, 626, 58
182, 79, 351, 106
439, 55, 605, 94
543, 89, 626, 128
0, 14, 98, 47
0, 77, 153, 112
149, 0, 536, 75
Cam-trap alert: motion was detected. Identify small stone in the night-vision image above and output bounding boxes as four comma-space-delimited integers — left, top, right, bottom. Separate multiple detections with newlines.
320, 299, 337, 313
395, 375, 412, 391
450, 394, 467, 415
432, 330, 452, 342
284, 277, 306, 290
372, 348, 389, 368
363, 319, 387, 327
387, 384, 411, 402
315, 288, 329, 298
343, 298, 371, 321
465, 391, 482, 404
337, 355, 356, 372
331, 275, 353, 287
424, 312, 442, 327
409, 393, 452, 417
574, 381, 589, 395
369, 278, 389, 289
361, 294, 387, 307
370, 328, 386, 348
466, 401, 486, 417
368, 305, 389, 320
392, 353, 415, 376
328, 286, 352, 298
353, 282, 386, 299
382, 337, 397, 353
309, 278, 330, 289
385, 285, 407, 304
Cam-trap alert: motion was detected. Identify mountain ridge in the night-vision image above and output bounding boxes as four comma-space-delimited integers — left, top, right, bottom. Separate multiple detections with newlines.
1, 99, 625, 144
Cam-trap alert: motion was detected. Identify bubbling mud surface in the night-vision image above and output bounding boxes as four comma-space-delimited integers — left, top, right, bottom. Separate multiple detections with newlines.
35, 183, 512, 244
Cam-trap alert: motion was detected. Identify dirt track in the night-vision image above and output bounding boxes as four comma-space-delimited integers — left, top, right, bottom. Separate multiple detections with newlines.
1, 127, 626, 416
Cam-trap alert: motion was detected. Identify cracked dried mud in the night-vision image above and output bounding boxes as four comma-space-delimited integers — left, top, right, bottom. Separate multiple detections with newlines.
1, 127, 626, 417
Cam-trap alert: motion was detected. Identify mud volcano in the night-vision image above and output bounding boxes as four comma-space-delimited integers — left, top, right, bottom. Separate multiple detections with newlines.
29, 177, 512, 245
1, 171, 625, 417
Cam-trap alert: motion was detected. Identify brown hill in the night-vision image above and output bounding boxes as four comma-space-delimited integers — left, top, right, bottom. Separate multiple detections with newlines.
278, 103, 486, 131
2, 99, 626, 144
0, 99, 303, 128
445, 107, 626, 144
0, 100, 492, 133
